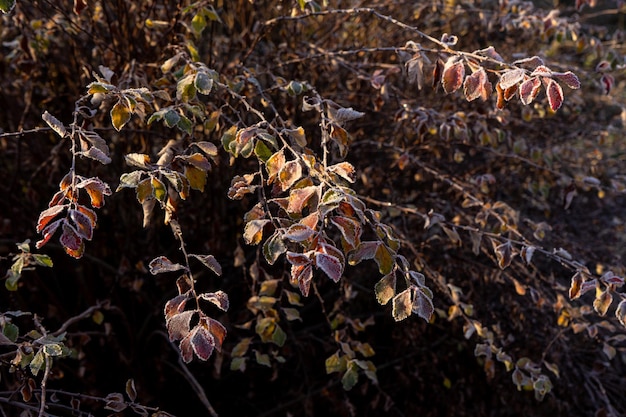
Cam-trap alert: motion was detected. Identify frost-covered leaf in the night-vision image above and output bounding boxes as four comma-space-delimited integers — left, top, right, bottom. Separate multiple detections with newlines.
499, 68, 526, 90
185, 165, 207, 191
519, 77, 542, 105
494, 241, 514, 269
36, 219, 63, 249
330, 216, 361, 248
463, 68, 491, 102
569, 271, 584, 299
149, 256, 187, 275
328, 162, 356, 183
316, 253, 343, 283
200, 290, 229, 311
42, 111, 67, 138
176, 73, 197, 102
287, 186, 319, 214
392, 289, 412, 321
442, 59, 465, 94
374, 244, 394, 275
194, 71, 214, 95
332, 107, 365, 124
348, 241, 379, 266
244, 219, 270, 245
166, 310, 195, 341
552, 71, 580, 89
283, 224, 316, 242
374, 273, 396, 305
412, 287, 434, 322
37, 204, 67, 233
111, 101, 132, 131
278, 160, 303, 191
189, 254, 222, 276
263, 231, 287, 265
546, 79, 564, 111
125, 153, 152, 169
291, 264, 313, 297
593, 289, 613, 316
615, 300, 626, 327
69, 209, 94, 240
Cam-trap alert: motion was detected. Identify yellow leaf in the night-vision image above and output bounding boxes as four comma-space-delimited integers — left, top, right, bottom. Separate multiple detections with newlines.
111, 101, 131, 131
185, 165, 207, 191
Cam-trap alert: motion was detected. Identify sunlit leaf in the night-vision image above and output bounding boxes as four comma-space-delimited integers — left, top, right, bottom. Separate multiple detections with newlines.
494, 241, 514, 269
615, 300, 626, 327
519, 77, 541, 105
291, 264, 313, 297
545, 79, 564, 111
569, 271, 584, 299
149, 256, 187, 275
265, 150, 286, 184
374, 244, 394, 275
283, 224, 316, 242
316, 252, 343, 283
593, 289, 613, 316
37, 204, 67, 233
244, 219, 270, 245
330, 216, 361, 248
412, 287, 434, 322
325, 351, 347, 374
499, 68, 525, 90
116, 171, 144, 192
374, 273, 396, 305
287, 185, 319, 214
135, 178, 154, 203
463, 68, 491, 102
110, 101, 132, 131
124, 153, 152, 169
189, 254, 222, 276
176, 73, 197, 102
199, 290, 229, 311
184, 165, 207, 191
69, 209, 94, 240
36, 219, 63, 249
392, 289, 412, 321
348, 241, 379, 266
164, 294, 189, 320
42, 111, 67, 138
442, 59, 465, 94
166, 310, 195, 341
278, 160, 303, 191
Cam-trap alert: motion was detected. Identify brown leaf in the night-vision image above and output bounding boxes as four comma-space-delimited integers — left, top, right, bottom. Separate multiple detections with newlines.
442, 59, 465, 94
546, 79, 564, 111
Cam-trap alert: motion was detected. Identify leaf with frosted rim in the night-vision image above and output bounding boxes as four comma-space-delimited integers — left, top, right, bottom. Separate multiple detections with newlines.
135, 178, 153, 203
36, 219, 63, 249
278, 160, 303, 191
552, 71, 580, 89
79, 147, 112, 164
463, 68, 491, 102
593, 289, 613, 316
291, 264, 313, 297
42, 111, 67, 138
441, 59, 465, 94
615, 300, 626, 327
77, 178, 112, 208
263, 231, 287, 265
244, 219, 270, 245
185, 165, 207, 191
265, 150, 286, 184
374, 273, 396, 305
199, 291, 229, 311
545, 79, 563, 111
328, 162, 356, 183
412, 287, 434, 322
330, 216, 361, 248
60, 223, 85, 258
498, 68, 526, 90
374, 244, 394, 275
283, 224, 316, 242
164, 294, 189, 320
69, 209, 94, 240
116, 171, 144, 192
125, 153, 152, 169
569, 271, 584, 299
392, 289, 412, 321
316, 253, 343, 283
37, 204, 67, 233
166, 310, 195, 341
151, 177, 167, 202
287, 185, 319, 214
189, 253, 222, 276
176, 73, 197, 102
149, 256, 187, 275
494, 241, 513, 269
286, 251, 311, 266
194, 71, 213, 95
348, 241, 379, 266
110, 101, 132, 131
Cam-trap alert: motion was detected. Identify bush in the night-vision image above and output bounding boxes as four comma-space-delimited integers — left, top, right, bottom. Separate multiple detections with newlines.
1, 0, 626, 416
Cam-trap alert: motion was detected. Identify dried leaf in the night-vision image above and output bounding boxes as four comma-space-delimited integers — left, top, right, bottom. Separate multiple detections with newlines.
374, 273, 396, 305
615, 300, 626, 327
287, 185, 319, 214
291, 264, 313, 297
69, 209, 94, 240
243, 219, 270, 245
42, 111, 67, 138
37, 204, 67, 233
166, 310, 195, 341
593, 290, 613, 316
463, 68, 491, 102
316, 253, 343, 283
392, 289, 412, 321
494, 241, 514, 269
569, 271, 583, 299
189, 254, 222, 276
412, 287, 434, 322
498, 68, 526, 90
278, 160, 303, 191
149, 256, 187, 275
199, 290, 229, 311
283, 224, 316, 242
111, 101, 132, 131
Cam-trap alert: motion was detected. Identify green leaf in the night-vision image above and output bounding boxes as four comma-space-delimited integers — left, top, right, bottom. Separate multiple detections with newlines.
163, 109, 180, 128
136, 178, 154, 204
116, 171, 144, 192
177, 114, 193, 135
231, 337, 252, 357
2, 322, 19, 342
43, 343, 64, 357
30, 350, 45, 376
262, 231, 287, 265
230, 357, 247, 372
195, 72, 214, 95
255, 351, 271, 367
325, 352, 347, 374
341, 361, 359, 390
151, 177, 167, 202
110, 101, 131, 131
176, 73, 197, 102
0, 0, 15, 13
191, 13, 207, 36
254, 140, 272, 163
5, 270, 20, 291
271, 324, 286, 347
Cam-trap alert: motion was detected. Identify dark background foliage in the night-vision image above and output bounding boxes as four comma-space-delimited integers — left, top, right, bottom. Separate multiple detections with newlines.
2, 1, 626, 416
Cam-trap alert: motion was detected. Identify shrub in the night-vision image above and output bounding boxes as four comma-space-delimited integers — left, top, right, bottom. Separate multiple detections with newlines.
1, 0, 626, 416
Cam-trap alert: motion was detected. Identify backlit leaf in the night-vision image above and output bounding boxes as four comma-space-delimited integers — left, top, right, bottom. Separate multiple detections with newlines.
374, 244, 394, 275
190, 326, 215, 361
136, 178, 153, 203
194, 71, 213, 95
244, 219, 270, 245
316, 253, 343, 283
412, 287, 434, 322
116, 171, 144, 191
291, 264, 313, 297
266, 150, 286, 184
330, 216, 361, 248
60, 223, 82, 251
36, 219, 63, 249
69, 209, 94, 240
328, 162, 356, 183
348, 241, 379, 266
79, 147, 112, 164
166, 310, 195, 341
0, 0, 16, 13
442, 59, 465, 94
569, 271, 583, 299
392, 289, 412, 321
263, 232, 287, 265
284, 224, 316, 242
110, 101, 131, 131
76, 177, 112, 208
499, 68, 525, 90
287, 185, 319, 214
278, 160, 303, 191
151, 177, 167, 202
254, 140, 272, 163
185, 165, 207, 191
325, 351, 347, 374
593, 289, 613, 316
176, 73, 197, 102
189, 254, 222, 276
519, 77, 541, 105
37, 204, 67, 233
164, 294, 189, 320
124, 153, 152, 169
374, 273, 396, 305
546, 79, 563, 111
199, 290, 229, 311
149, 256, 187, 275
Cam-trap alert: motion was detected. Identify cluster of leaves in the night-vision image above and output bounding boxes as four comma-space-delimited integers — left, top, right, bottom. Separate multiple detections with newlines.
2, 0, 626, 416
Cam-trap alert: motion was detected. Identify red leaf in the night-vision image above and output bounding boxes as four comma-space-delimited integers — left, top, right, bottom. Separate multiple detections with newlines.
202, 316, 227, 351
76, 177, 112, 208
190, 325, 215, 361
73, 0, 87, 15
546, 79, 564, 111
166, 310, 195, 341
519, 77, 542, 105
287, 186, 319, 214
441, 59, 465, 94
601, 271, 624, 287
291, 263, 313, 297
530, 65, 553, 77
315, 253, 343, 283
463, 68, 491, 102
164, 294, 189, 320
600, 73, 614, 95
60, 223, 82, 251
286, 251, 312, 266
69, 209, 93, 240
36, 219, 63, 249
37, 204, 67, 233
348, 241, 379, 266
330, 216, 362, 248
552, 71, 581, 89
